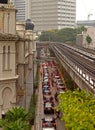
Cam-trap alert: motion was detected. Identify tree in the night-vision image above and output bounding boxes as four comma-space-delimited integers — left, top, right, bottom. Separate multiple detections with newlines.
57, 89, 95, 130
38, 27, 85, 44
0, 107, 29, 130
86, 35, 92, 46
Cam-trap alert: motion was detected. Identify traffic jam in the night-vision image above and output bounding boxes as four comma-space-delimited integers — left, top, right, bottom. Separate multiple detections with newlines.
40, 58, 67, 130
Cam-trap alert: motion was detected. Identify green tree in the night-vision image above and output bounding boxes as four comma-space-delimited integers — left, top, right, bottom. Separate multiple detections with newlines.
57, 89, 95, 130
38, 27, 85, 44
0, 107, 29, 130
86, 35, 92, 46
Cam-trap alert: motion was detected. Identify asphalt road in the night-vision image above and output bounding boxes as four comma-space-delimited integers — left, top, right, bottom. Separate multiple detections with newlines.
34, 61, 66, 130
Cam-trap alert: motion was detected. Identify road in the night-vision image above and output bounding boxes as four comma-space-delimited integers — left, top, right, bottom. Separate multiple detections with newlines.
34, 61, 66, 130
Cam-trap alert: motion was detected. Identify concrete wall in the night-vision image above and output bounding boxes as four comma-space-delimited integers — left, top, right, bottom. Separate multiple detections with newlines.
76, 27, 95, 49
0, 4, 16, 34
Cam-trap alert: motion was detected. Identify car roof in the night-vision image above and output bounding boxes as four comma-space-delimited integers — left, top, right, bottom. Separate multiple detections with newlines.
44, 89, 50, 92
44, 117, 53, 121
45, 102, 52, 107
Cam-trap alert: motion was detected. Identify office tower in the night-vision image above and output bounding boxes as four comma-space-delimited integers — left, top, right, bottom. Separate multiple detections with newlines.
31, 0, 76, 32
12, 0, 31, 22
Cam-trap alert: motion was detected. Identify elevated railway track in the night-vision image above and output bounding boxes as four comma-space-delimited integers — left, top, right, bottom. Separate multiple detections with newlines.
37, 42, 95, 93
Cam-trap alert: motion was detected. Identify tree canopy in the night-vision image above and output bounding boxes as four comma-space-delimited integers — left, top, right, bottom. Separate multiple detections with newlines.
0, 107, 29, 130
38, 26, 86, 44
86, 35, 92, 44
57, 89, 95, 130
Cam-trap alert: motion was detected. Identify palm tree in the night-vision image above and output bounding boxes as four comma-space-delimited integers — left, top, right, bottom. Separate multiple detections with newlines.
0, 107, 29, 130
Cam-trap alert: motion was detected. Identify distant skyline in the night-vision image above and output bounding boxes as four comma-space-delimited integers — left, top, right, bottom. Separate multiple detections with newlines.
76, 0, 95, 20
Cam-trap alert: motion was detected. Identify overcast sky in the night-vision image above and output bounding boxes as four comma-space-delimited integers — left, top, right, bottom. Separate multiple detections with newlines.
76, 0, 95, 20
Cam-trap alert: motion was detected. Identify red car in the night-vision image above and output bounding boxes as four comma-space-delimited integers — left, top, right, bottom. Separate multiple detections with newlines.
42, 117, 56, 129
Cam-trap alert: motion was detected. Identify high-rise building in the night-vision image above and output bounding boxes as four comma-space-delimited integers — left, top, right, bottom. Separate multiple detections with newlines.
31, 0, 76, 32
13, 0, 76, 31
12, 0, 31, 22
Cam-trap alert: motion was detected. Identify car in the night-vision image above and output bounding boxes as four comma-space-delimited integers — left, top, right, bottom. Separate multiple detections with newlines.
56, 79, 64, 85
43, 95, 54, 103
42, 84, 50, 89
42, 81, 50, 86
53, 75, 60, 83
43, 76, 49, 82
42, 117, 56, 129
58, 88, 66, 93
43, 89, 51, 96
56, 80, 66, 90
44, 102, 54, 114
43, 72, 49, 77
42, 87, 50, 93
42, 127, 56, 130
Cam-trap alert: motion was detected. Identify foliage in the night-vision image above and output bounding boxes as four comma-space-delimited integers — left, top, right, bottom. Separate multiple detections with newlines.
34, 62, 40, 89
86, 35, 92, 44
28, 94, 36, 125
57, 89, 95, 130
38, 27, 86, 44
0, 107, 29, 130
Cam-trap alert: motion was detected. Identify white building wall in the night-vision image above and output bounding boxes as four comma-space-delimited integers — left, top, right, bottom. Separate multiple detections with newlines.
31, 0, 76, 32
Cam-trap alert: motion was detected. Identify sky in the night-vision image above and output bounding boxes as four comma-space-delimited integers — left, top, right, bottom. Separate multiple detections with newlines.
76, 0, 95, 20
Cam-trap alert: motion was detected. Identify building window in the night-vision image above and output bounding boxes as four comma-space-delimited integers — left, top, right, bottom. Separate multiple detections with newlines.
2, 46, 6, 70
2, 45, 11, 70
8, 46, 10, 69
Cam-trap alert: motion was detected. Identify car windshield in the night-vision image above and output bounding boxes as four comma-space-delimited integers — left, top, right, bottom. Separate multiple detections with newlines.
58, 83, 64, 86
58, 80, 63, 83
44, 89, 50, 92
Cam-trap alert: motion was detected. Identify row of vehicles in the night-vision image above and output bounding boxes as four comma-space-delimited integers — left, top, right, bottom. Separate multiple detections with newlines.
50, 61, 67, 95
40, 52, 67, 130
41, 61, 56, 130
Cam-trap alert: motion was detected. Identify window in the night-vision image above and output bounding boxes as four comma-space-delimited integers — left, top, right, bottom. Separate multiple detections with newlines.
2, 45, 11, 70
8, 46, 10, 69
2, 46, 6, 70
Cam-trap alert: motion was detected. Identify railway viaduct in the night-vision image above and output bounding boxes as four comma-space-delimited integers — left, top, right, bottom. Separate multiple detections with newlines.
37, 42, 95, 94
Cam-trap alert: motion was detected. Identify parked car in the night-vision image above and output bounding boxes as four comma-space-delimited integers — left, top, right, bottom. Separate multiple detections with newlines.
44, 102, 54, 114
42, 117, 56, 129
